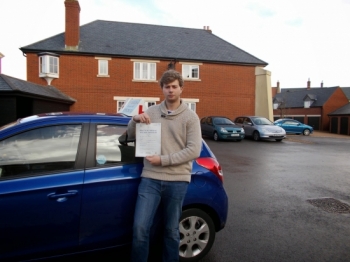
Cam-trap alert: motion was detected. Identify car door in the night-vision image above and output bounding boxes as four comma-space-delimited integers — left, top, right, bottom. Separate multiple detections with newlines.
79, 122, 143, 249
0, 124, 87, 260
200, 117, 208, 137
283, 120, 300, 133
242, 117, 255, 136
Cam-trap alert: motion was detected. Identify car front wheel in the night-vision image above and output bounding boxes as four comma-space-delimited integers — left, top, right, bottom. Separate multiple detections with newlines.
303, 129, 311, 136
179, 208, 216, 262
213, 132, 219, 141
253, 131, 260, 141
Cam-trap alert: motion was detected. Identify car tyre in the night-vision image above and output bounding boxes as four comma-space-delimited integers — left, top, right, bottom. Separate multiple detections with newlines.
179, 208, 216, 262
253, 131, 260, 141
303, 129, 311, 136
213, 132, 219, 141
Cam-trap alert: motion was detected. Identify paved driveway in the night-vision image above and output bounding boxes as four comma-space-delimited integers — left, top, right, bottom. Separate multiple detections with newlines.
200, 134, 350, 262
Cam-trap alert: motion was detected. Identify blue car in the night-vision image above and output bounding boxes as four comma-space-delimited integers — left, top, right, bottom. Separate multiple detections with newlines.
0, 112, 228, 261
200, 116, 245, 141
274, 119, 313, 136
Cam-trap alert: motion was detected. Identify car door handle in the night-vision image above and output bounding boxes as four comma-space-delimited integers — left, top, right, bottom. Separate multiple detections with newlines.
48, 190, 78, 202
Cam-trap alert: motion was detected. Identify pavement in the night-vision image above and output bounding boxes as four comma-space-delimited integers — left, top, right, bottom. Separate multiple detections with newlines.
284, 130, 350, 144
304, 130, 350, 138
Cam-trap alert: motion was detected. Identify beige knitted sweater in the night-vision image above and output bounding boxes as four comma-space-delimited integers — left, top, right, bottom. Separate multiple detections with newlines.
127, 100, 202, 182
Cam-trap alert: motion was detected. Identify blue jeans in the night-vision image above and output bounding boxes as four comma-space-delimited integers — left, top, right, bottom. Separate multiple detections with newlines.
131, 178, 189, 262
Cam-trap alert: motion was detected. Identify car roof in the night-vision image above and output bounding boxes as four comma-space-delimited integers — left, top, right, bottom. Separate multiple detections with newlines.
202, 116, 230, 119
235, 116, 265, 119
0, 112, 131, 134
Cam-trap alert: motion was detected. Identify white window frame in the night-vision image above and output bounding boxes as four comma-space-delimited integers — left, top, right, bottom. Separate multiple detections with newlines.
180, 62, 202, 81
99, 60, 108, 76
304, 100, 311, 108
117, 101, 125, 112
133, 61, 157, 81
39, 55, 59, 77
182, 65, 199, 79
182, 98, 199, 112
95, 57, 111, 77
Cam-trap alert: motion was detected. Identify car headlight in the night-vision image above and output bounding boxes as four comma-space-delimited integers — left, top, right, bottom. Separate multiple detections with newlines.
220, 127, 228, 133
240, 128, 245, 133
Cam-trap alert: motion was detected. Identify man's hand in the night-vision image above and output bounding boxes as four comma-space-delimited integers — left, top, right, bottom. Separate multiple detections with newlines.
145, 155, 161, 166
133, 113, 151, 124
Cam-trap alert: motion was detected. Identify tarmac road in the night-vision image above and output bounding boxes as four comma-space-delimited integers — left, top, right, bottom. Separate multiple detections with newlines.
48, 132, 350, 262
199, 133, 350, 262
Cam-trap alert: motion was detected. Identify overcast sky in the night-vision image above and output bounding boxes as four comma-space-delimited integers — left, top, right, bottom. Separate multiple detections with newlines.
1, 0, 350, 88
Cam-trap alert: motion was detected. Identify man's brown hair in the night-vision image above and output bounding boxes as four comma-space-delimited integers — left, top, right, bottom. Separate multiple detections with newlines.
159, 70, 184, 88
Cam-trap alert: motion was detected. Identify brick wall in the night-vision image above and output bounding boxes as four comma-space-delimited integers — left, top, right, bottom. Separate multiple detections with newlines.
26, 53, 256, 119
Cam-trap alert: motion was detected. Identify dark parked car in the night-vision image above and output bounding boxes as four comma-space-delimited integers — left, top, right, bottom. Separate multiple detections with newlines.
233, 116, 286, 142
0, 112, 228, 262
274, 119, 313, 135
200, 116, 245, 141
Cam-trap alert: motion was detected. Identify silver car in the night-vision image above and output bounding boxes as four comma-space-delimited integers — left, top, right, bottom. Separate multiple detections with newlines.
233, 116, 286, 142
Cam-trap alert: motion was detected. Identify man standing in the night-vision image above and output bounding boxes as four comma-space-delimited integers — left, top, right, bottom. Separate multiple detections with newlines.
127, 70, 202, 262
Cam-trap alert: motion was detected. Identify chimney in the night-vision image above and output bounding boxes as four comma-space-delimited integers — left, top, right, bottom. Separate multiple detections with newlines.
321, 81, 323, 88
65, 0, 80, 50
307, 78, 311, 90
277, 81, 281, 93
203, 26, 212, 33
0, 52, 4, 74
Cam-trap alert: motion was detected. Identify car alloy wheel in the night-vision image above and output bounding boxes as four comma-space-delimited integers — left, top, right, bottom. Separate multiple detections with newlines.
253, 131, 260, 141
213, 132, 219, 141
179, 208, 215, 262
303, 129, 311, 136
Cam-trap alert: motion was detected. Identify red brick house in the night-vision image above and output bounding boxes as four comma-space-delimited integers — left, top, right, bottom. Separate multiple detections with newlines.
272, 80, 349, 132
20, 0, 269, 120
328, 103, 350, 135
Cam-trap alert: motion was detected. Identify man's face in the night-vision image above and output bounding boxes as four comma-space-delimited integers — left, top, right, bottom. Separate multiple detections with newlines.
162, 79, 183, 103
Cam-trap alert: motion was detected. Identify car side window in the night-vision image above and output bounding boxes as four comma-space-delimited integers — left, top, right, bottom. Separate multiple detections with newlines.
235, 118, 243, 124
200, 118, 206, 124
0, 125, 82, 179
206, 117, 212, 125
96, 125, 137, 166
244, 118, 252, 125
285, 120, 297, 125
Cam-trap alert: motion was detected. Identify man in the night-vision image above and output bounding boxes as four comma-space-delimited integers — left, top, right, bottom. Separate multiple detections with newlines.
127, 70, 202, 262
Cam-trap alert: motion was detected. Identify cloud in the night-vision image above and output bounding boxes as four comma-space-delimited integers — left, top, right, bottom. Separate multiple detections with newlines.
285, 18, 303, 27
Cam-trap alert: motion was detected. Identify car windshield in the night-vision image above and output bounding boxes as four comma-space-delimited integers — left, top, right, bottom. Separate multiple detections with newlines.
252, 117, 273, 125
213, 118, 234, 125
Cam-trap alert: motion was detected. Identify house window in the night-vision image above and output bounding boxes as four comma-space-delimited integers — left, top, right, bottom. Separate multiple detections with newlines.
273, 103, 279, 109
182, 65, 199, 79
304, 101, 311, 108
185, 102, 196, 112
117, 101, 125, 112
95, 57, 111, 77
39, 55, 59, 76
134, 62, 156, 80
99, 60, 108, 76
145, 102, 156, 110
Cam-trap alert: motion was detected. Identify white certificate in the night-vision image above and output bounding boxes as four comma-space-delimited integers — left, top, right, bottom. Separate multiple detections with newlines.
135, 123, 161, 157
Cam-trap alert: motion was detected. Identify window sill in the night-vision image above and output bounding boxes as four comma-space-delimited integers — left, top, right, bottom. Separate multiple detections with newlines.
132, 79, 158, 83
184, 78, 201, 81
39, 73, 59, 78
97, 75, 110, 77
